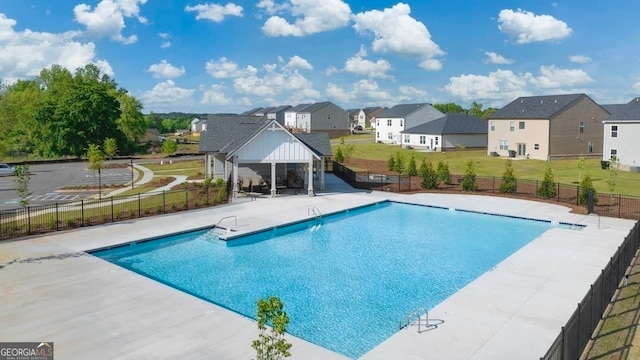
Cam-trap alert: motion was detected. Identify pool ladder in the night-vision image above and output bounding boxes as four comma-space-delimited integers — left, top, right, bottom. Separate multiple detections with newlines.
213, 215, 237, 232
399, 307, 430, 333
308, 207, 322, 228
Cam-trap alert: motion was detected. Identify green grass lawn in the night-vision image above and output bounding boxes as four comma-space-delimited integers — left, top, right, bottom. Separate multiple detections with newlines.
332, 141, 640, 196
144, 160, 204, 178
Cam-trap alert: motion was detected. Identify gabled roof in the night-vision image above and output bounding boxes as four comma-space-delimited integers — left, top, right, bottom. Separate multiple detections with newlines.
603, 97, 640, 121
378, 103, 431, 118
402, 113, 487, 135
294, 133, 332, 157
285, 103, 311, 112
239, 107, 263, 116
267, 105, 292, 114
297, 101, 332, 113
489, 94, 586, 119
198, 115, 332, 157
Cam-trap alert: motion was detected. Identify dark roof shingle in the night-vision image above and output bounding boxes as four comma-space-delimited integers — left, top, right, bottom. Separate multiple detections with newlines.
402, 113, 487, 134
489, 94, 585, 119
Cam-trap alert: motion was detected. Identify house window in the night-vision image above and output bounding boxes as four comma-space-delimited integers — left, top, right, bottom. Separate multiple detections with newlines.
499, 140, 509, 150
611, 125, 618, 138
387, 119, 392, 126
588, 141, 593, 153
534, 144, 539, 150
610, 149, 618, 160
509, 121, 515, 131
404, 135, 410, 143
419, 136, 426, 145
327, 114, 331, 120
579, 121, 585, 133
490, 121, 495, 131
519, 121, 525, 129
376, 132, 379, 139
400, 119, 403, 127
435, 137, 439, 146
377, 119, 379, 127
387, 132, 393, 140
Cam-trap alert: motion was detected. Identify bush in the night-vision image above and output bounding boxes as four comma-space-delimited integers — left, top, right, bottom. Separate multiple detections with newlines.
538, 166, 557, 198
436, 160, 451, 185
498, 160, 516, 194
335, 147, 345, 163
407, 155, 418, 176
578, 174, 597, 205
461, 160, 478, 192
419, 160, 439, 190
387, 155, 395, 172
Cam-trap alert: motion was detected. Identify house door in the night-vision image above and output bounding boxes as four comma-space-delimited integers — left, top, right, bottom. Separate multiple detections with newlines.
517, 143, 526, 157
430, 138, 434, 149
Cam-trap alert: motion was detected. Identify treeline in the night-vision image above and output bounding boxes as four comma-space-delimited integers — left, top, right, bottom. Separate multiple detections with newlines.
0, 64, 146, 158
433, 101, 498, 119
145, 112, 208, 134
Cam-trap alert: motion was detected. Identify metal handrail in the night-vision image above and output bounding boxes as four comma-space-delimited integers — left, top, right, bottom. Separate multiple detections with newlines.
214, 215, 237, 232
308, 207, 322, 217
400, 307, 429, 332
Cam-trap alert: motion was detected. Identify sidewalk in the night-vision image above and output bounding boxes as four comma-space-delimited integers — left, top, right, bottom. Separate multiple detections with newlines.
104, 163, 186, 197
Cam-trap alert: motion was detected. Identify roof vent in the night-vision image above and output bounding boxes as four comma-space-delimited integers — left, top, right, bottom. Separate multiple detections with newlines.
555, 99, 557, 103
541, 100, 543, 104
521, 99, 524, 103
522, 109, 525, 113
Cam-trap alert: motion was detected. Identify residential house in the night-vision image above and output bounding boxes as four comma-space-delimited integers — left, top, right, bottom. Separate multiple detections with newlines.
602, 97, 640, 169
190, 117, 207, 132
265, 105, 291, 125
199, 115, 332, 197
375, 103, 444, 144
239, 107, 264, 116
283, 103, 310, 129
295, 102, 350, 137
348, 109, 366, 129
487, 94, 609, 160
401, 113, 487, 151
363, 106, 386, 129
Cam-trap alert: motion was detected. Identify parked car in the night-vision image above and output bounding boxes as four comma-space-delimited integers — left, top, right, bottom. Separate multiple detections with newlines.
354, 125, 363, 131
0, 164, 15, 176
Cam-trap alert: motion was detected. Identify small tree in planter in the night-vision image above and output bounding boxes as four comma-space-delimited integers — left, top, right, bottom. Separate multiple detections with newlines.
461, 160, 478, 192
387, 154, 396, 172
252, 296, 292, 360
538, 166, 557, 199
334, 147, 345, 163
498, 160, 516, 194
407, 154, 418, 176
393, 151, 406, 174
419, 159, 439, 190
436, 160, 451, 185
578, 174, 597, 205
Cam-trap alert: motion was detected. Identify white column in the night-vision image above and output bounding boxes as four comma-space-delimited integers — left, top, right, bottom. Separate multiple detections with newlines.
320, 157, 325, 190
307, 160, 314, 196
232, 157, 239, 198
205, 153, 212, 178
270, 162, 277, 197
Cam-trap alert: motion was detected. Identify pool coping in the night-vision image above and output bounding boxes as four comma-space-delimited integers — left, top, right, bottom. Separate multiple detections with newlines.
0, 179, 636, 359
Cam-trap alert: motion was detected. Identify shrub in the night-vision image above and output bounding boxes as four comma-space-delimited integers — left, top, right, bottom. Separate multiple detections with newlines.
387, 155, 396, 172
436, 160, 451, 185
461, 160, 478, 192
252, 296, 292, 360
538, 166, 557, 198
578, 174, 597, 205
498, 160, 517, 194
334, 147, 345, 163
419, 160, 439, 190
407, 155, 418, 176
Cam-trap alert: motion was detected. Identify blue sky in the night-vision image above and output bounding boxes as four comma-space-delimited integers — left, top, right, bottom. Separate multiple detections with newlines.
1, 1, 639, 114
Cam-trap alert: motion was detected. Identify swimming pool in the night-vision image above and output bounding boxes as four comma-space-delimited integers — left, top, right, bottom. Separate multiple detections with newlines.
92, 201, 556, 358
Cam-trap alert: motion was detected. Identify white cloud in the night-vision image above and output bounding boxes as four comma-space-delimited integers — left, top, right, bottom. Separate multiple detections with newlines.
74, 0, 147, 44
529, 65, 593, 88
569, 55, 592, 64
633, 81, 640, 93
147, 60, 185, 79
343, 46, 392, 78
445, 65, 593, 106
326, 79, 421, 107
262, 0, 351, 37
140, 80, 195, 108
205, 57, 253, 78
185, 3, 243, 22
352, 3, 444, 70
484, 51, 514, 65
0, 14, 110, 83
201, 84, 232, 105
256, 0, 289, 15
398, 85, 427, 98
159, 32, 172, 48
498, 9, 572, 44
283, 55, 313, 70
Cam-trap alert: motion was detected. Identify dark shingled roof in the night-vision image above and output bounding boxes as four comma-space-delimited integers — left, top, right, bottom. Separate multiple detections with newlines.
298, 101, 331, 113
489, 94, 585, 119
603, 98, 640, 121
378, 103, 430, 118
199, 115, 332, 157
402, 113, 487, 135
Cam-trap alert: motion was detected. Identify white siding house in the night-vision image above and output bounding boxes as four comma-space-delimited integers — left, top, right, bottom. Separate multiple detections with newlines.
374, 103, 444, 144
401, 113, 487, 151
602, 97, 640, 169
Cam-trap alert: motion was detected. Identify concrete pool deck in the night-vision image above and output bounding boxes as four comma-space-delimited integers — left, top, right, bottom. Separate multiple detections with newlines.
0, 174, 636, 359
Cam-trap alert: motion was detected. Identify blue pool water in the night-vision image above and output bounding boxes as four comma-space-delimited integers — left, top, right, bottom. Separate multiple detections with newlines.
92, 201, 554, 359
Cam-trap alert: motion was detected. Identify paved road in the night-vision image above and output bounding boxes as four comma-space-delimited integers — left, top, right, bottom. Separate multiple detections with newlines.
0, 161, 134, 210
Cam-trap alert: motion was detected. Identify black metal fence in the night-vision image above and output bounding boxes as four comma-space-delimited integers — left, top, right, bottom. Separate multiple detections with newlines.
332, 161, 640, 220
0, 184, 227, 240
541, 221, 640, 359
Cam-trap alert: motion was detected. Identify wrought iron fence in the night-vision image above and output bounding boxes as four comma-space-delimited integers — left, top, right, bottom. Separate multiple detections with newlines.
0, 184, 227, 240
332, 161, 640, 220
541, 221, 640, 359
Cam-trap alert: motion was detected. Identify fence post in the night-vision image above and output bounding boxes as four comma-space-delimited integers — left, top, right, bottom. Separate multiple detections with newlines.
185, 187, 189, 209
138, 193, 141, 217
27, 206, 31, 235
536, 180, 538, 198
557, 182, 560, 202
576, 185, 580, 205
111, 197, 114, 222
81, 200, 85, 226
618, 194, 621, 218
56, 203, 59, 231
492, 176, 495, 193
206, 186, 210, 206
514, 179, 517, 197
163, 190, 166, 213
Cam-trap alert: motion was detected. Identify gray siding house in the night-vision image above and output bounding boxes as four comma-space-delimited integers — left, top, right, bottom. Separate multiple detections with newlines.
401, 113, 487, 151
296, 102, 350, 137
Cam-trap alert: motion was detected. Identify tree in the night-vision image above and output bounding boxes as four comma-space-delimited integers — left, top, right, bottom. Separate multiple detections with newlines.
393, 151, 406, 174
433, 102, 464, 114
342, 144, 355, 163
14, 164, 32, 207
334, 147, 345, 163
115, 92, 146, 145
538, 166, 557, 199
606, 157, 621, 193
419, 160, 439, 189
578, 174, 597, 205
461, 160, 478, 192
577, 155, 586, 183
436, 160, 451, 185
468, 101, 484, 118
252, 296, 292, 360
387, 154, 396, 172
103, 137, 118, 160
407, 154, 418, 176
498, 160, 516, 194
162, 138, 178, 155
87, 143, 104, 198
